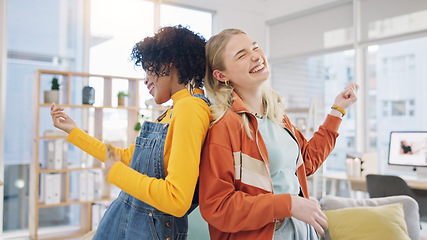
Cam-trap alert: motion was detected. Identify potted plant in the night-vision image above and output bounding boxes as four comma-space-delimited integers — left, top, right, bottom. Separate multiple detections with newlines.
134, 114, 148, 132
44, 77, 60, 104
117, 91, 128, 106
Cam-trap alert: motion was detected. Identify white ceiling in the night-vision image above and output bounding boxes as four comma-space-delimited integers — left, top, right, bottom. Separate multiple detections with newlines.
168, 0, 337, 21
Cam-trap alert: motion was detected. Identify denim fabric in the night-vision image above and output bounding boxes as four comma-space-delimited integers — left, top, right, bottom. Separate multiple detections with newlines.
93, 94, 209, 240
273, 217, 319, 240
93, 122, 188, 240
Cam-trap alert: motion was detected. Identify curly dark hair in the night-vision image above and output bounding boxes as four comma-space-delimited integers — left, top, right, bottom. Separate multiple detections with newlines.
131, 25, 206, 87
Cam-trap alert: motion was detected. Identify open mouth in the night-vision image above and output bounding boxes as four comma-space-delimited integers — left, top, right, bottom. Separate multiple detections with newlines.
250, 63, 265, 73
147, 83, 154, 95
249, 59, 265, 73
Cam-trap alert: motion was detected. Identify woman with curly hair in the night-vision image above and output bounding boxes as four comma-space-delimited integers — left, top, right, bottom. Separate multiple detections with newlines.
50, 25, 210, 239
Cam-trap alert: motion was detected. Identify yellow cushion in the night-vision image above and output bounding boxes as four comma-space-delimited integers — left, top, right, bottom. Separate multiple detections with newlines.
323, 203, 410, 240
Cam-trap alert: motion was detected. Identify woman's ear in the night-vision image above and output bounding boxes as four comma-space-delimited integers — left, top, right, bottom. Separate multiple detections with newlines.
213, 70, 228, 83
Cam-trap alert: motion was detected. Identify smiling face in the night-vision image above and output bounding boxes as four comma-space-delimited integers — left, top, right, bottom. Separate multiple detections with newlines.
144, 65, 183, 104
213, 33, 270, 92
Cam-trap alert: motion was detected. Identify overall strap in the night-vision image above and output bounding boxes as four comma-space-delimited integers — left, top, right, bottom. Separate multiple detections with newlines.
156, 107, 172, 122
156, 94, 211, 122
192, 93, 211, 106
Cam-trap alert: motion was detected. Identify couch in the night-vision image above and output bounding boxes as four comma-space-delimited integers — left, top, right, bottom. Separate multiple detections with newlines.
320, 195, 420, 240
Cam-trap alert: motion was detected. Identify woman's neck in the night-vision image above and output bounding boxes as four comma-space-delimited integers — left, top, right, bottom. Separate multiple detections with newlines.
236, 88, 264, 116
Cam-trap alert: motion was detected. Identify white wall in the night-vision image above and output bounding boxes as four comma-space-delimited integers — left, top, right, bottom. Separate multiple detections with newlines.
263, 0, 338, 21
164, 0, 267, 50
165, 0, 338, 56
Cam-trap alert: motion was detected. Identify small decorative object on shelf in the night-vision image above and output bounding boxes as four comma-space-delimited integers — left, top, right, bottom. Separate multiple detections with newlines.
44, 76, 60, 104
134, 122, 142, 132
82, 86, 95, 105
117, 91, 128, 106
134, 114, 148, 132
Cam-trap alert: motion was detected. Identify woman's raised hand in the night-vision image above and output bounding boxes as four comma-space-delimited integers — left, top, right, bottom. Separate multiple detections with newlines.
333, 83, 358, 111
50, 103, 77, 134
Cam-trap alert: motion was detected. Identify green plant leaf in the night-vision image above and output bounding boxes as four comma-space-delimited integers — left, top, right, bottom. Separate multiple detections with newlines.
51, 77, 60, 90
117, 91, 128, 98
134, 122, 142, 131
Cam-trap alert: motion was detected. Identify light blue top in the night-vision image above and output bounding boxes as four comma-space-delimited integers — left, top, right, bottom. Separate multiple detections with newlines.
257, 117, 300, 195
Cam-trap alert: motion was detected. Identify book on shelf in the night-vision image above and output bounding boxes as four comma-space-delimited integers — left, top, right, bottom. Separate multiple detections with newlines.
93, 170, 102, 200
87, 171, 95, 201
79, 171, 88, 201
52, 173, 61, 204
91, 204, 100, 230
91, 201, 110, 230
53, 140, 63, 169
44, 173, 61, 205
46, 141, 55, 169
45, 139, 68, 169
62, 141, 69, 169
79, 170, 103, 201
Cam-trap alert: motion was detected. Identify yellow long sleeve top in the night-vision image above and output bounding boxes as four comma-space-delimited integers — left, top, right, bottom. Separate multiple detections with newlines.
67, 88, 211, 217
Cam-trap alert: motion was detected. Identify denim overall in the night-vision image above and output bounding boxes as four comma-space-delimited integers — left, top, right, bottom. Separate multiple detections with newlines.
93, 94, 209, 240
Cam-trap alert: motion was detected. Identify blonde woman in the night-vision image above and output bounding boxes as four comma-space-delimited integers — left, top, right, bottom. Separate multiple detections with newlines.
199, 29, 358, 239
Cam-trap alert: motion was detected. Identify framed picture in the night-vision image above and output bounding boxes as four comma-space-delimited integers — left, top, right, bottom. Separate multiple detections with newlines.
388, 131, 427, 167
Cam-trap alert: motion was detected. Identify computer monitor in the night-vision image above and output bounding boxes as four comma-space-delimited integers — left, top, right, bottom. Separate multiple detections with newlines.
388, 131, 427, 169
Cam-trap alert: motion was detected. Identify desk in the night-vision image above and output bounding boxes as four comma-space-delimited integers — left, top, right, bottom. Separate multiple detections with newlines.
399, 175, 427, 190
319, 172, 427, 196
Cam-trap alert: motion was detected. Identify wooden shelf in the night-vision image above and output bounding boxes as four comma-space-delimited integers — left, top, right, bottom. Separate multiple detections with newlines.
30, 70, 146, 240
35, 69, 143, 81
39, 103, 141, 110
39, 136, 67, 140
39, 166, 102, 173
38, 198, 114, 208
35, 228, 88, 240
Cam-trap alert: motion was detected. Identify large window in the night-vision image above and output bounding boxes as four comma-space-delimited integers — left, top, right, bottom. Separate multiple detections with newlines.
4, 0, 83, 232
160, 4, 213, 39
89, 1, 213, 139
90, 0, 153, 78
89, 0, 154, 146
268, 1, 356, 172
271, 50, 355, 171
366, 37, 427, 173
268, 0, 427, 179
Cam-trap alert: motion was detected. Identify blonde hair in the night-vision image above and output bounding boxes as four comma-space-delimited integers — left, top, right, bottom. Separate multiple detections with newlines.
205, 29, 285, 139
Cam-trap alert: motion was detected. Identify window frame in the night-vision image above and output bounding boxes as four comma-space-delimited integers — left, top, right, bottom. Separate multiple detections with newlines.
267, 0, 427, 169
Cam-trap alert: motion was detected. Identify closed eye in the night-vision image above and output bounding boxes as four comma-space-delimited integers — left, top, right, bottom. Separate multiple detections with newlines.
237, 54, 246, 59
253, 43, 259, 51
